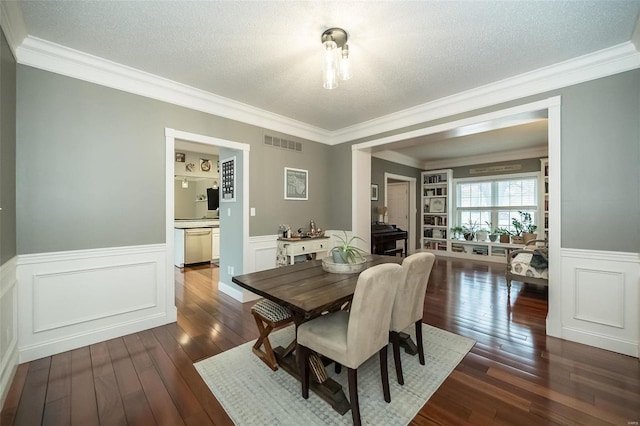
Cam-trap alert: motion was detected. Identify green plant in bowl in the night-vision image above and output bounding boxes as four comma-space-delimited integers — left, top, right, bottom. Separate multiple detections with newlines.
330, 232, 368, 264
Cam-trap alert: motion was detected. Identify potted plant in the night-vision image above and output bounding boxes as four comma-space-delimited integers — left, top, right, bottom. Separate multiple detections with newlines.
476, 222, 490, 242
486, 222, 498, 242
323, 232, 368, 274
450, 226, 464, 240
495, 228, 511, 243
462, 220, 479, 241
511, 211, 537, 244
330, 232, 367, 264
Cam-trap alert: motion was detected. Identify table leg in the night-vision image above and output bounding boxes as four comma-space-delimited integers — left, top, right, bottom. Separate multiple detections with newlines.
271, 311, 350, 415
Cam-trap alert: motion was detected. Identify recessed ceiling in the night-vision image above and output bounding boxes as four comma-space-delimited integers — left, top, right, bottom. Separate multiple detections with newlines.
17, 1, 640, 132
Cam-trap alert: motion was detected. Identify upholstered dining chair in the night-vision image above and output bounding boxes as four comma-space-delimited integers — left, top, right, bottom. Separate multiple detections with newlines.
297, 263, 402, 426
389, 252, 436, 385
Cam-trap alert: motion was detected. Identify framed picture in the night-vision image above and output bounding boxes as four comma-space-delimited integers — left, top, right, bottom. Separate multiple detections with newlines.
429, 197, 446, 213
185, 162, 195, 172
371, 184, 379, 201
284, 167, 308, 200
175, 152, 185, 163
220, 156, 236, 202
200, 158, 212, 172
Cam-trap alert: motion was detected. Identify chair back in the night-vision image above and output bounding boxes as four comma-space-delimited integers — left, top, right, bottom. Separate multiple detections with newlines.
390, 252, 436, 332
346, 263, 402, 367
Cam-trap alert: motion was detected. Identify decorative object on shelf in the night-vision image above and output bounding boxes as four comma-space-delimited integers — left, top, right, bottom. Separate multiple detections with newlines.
429, 197, 446, 213
377, 206, 387, 223
371, 184, 379, 201
175, 152, 185, 162
486, 222, 498, 242
476, 228, 489, 242
495, 228, 511, 243
186, 162, 195, 172
450, 226, 464, 240
284, 167, 308, 200
462, 220, 479, 241
320, 27, 351, 90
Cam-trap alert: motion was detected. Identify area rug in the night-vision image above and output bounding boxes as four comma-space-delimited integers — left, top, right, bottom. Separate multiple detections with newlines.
194, 324, 474, 425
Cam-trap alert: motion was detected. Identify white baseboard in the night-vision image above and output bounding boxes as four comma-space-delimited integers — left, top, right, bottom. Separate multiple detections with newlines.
560, 248, 639, 358
17, 244, 176, 362
0, 256, 18, 408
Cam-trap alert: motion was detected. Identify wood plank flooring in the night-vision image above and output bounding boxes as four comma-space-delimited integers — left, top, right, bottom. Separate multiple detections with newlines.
2, 257, 639, 425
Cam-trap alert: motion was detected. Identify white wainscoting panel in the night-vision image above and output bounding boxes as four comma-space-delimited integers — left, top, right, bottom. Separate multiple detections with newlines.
561, 248, 639, 357
0, 256, 18, 408
17, 244, 175, 362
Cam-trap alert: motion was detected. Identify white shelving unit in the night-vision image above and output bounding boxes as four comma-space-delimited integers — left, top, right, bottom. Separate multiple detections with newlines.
421, 169, 452, 253
540, 158, 549, 240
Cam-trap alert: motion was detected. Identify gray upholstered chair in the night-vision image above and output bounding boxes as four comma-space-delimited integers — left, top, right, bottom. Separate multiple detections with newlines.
389, 252, 436, 385
297, 263, 402, 426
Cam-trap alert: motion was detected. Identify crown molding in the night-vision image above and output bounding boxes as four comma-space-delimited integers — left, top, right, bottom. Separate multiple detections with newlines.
12, 33, 640, 147
372, 151, 424, 169
16, 36, 332, 144
331, 41, 640, 145
422, 146, 549, 170
0, 0, 27, 57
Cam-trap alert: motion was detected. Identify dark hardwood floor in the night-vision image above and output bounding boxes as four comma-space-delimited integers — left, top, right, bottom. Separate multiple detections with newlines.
2, 257, 639, 425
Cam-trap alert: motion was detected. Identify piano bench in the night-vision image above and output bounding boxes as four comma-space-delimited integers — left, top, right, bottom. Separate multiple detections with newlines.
384, 248, 404, 257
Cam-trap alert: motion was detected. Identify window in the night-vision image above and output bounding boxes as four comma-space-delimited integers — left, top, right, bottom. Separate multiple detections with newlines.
455, 175, 538, 233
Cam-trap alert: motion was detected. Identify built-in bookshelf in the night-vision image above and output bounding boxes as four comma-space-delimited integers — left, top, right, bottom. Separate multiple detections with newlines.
540, 158, 549, 240
421, 169, 452, 252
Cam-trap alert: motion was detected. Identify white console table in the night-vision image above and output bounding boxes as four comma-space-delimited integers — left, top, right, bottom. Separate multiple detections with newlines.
276, 237, 331, 266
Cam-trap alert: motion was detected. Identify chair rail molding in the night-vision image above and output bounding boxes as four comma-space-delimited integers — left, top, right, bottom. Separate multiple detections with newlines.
16, 244, 176, 362
560, 247, 639, 358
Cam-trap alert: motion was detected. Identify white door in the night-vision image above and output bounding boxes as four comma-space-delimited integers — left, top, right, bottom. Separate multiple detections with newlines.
387, 182, 409, 249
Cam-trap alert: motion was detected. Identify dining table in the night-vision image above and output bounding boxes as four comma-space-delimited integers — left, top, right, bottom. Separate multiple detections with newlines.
232, 254, 403, 415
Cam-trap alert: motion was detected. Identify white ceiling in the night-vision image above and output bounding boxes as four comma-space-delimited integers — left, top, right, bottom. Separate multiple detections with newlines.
14, 1, 640, 164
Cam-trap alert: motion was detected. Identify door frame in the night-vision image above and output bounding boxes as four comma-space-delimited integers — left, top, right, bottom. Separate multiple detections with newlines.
384, 173, 416, 254
351, 96, 561, 338
165, 128, 251, 302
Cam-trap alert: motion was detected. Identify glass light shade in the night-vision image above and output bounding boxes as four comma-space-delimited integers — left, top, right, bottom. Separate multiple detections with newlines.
322, 40, 339, 89
339, 48, 351, 80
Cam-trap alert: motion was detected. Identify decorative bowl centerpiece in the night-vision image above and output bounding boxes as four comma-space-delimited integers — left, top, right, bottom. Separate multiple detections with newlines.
322, 231, 368, 274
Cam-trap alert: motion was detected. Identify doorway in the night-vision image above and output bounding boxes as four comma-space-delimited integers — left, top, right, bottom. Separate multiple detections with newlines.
165, 128, 252, 303
351, 97, 561, 338
384, 173, 417, 254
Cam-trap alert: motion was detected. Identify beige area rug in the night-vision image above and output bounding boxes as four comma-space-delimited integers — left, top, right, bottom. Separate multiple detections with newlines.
195, 324, 475, 425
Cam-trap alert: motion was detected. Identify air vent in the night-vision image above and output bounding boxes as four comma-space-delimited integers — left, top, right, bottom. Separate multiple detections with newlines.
264, 134, 302, 153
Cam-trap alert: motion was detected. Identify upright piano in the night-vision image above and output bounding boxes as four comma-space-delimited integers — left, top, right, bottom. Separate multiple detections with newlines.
371, 224, 408, 257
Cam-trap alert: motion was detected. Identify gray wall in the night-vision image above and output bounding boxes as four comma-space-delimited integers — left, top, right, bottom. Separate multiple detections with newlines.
16, 66, 334, 254
349, 69, 640, 253
0, 29, 16, 264
371, 157, 423, 246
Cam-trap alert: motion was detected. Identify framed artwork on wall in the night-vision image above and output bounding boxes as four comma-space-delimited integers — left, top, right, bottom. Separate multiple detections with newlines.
200, 158, 212, 172
371, 184, 379, 201
429, 197, 446, 213
284, 167, 308, 200
175, 152, 185, 162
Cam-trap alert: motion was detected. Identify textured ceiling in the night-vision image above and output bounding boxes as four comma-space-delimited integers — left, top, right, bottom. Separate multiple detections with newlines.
18, 0, 640, 134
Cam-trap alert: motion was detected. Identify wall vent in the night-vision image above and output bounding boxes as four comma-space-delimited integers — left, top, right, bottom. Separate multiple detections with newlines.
264, 134, 302, 153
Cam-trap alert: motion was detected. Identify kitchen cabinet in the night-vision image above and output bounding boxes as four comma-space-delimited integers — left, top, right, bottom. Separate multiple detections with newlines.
211, 227, 220, 260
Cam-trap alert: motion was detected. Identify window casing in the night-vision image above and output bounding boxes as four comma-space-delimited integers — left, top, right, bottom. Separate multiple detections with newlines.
454, 173, 538, 233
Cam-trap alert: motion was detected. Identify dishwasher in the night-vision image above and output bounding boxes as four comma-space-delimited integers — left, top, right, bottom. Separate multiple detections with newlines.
184, 228, 213, 264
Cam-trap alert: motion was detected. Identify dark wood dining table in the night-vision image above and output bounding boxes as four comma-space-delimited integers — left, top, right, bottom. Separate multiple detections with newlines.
232, 254, 402, 414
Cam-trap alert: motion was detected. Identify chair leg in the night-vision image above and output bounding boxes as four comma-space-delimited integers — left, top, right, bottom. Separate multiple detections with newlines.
335, 362, 342, 374
390, 331, 404, 385
379, 346, 391, 403
300, 345, 310, 399
415, 320, 425, 366
347, 368, 361, 426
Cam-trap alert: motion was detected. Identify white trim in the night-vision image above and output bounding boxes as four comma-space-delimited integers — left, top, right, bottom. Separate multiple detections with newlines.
11, 33, 639, 145
561, 248, 639, 263
423, 147, 549, 171
17, 36, 331, 143
165, 128, 252, 302
0, 0, 27, 57
372, 151, 424, 169
16, 244, 174, 362
384, 173, 417, 255
354, 96, 564, 340
332, 42, 639, 144
0, 257, 18, 409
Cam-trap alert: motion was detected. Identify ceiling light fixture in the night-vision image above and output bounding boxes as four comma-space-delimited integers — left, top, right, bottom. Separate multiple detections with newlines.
321, 28, 350, 89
